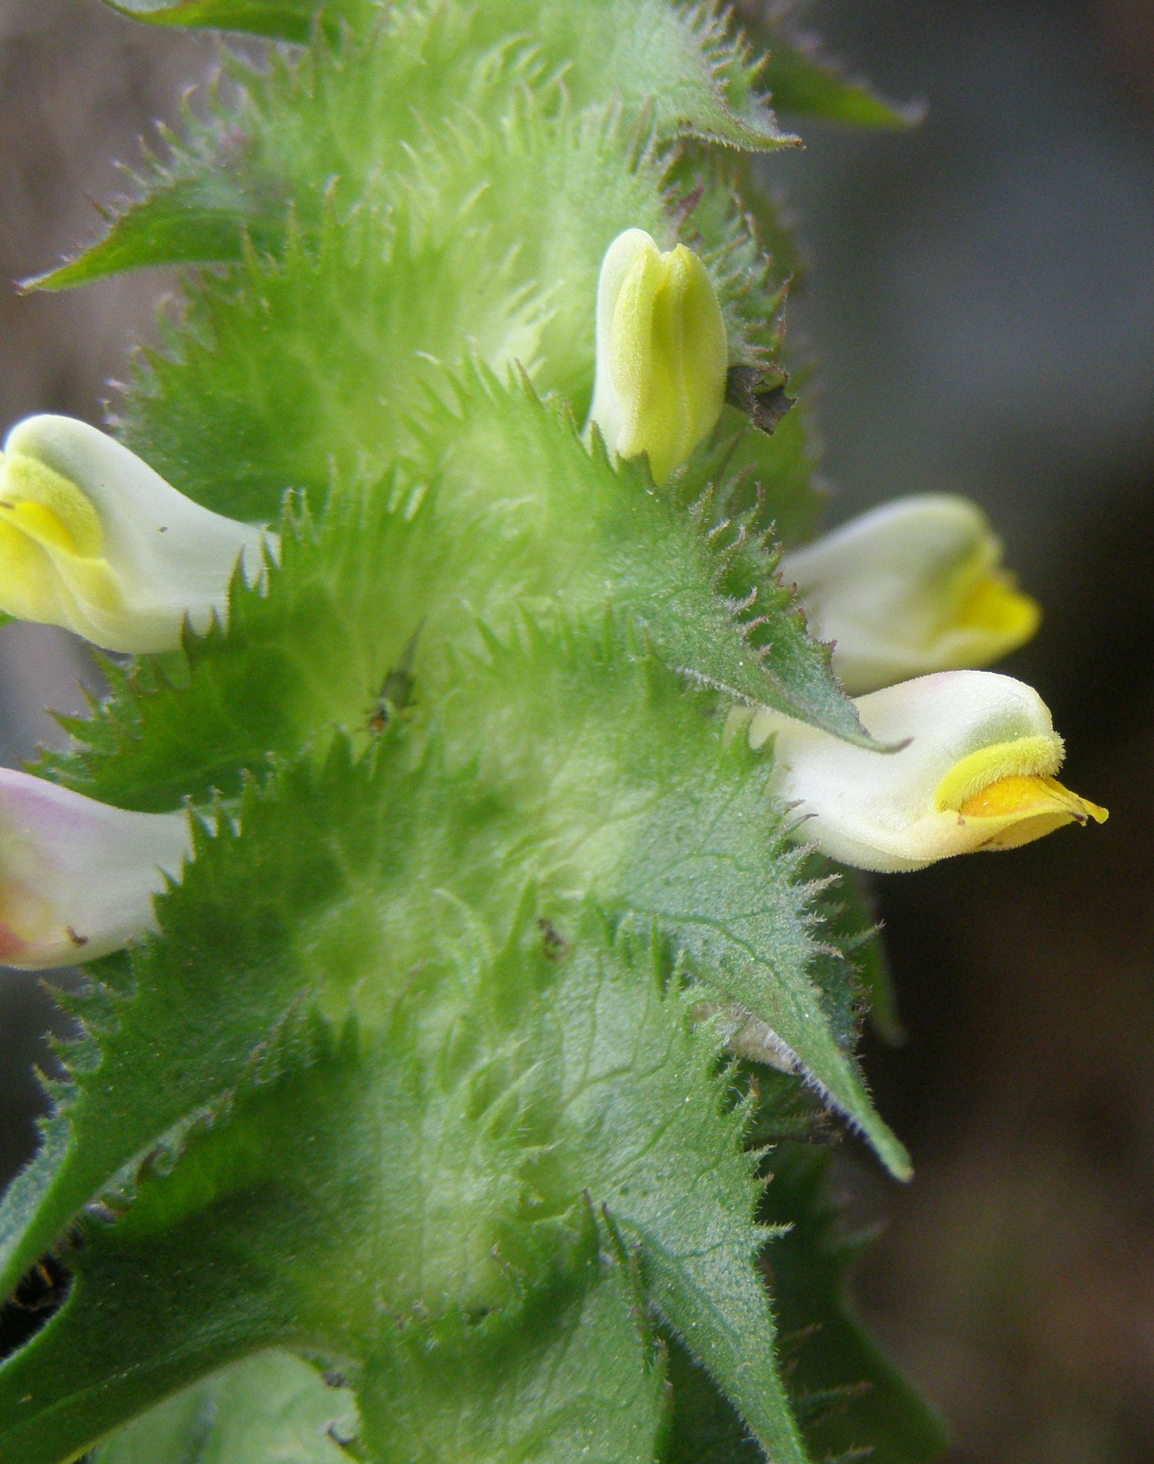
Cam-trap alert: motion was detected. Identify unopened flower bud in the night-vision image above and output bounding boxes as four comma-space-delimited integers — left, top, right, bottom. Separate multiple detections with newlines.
0, 415, 273, 653
588, 228, 728, 484
749, 671, 1106, 872
0, 770, 190, 968
781, 495, 1040, 695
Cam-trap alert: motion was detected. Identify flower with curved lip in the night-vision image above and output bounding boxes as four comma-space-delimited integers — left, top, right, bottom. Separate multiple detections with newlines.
748, 670, 1107, 872
779, 495, 1040, 695
0, 769, 190, 969
0, 415, 273, 653
587, 227, 728, 484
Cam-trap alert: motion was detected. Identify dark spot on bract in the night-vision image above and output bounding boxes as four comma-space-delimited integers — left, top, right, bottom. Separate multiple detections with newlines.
725, 364, 796, 436
537, 917, 569, 960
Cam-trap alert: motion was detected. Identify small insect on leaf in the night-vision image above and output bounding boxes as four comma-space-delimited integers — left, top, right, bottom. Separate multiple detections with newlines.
368, 623, 423, 732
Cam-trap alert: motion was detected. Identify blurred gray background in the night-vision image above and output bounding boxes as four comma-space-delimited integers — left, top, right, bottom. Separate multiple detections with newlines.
3, 2, 1154, 1460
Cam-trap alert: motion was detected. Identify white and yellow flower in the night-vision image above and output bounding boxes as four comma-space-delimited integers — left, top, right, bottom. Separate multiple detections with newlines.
0, 415, 273, 653
0, 770, 189, 968
780, 495, 1039, 695
588, 227, 728, 485
749, 670, 1106, 872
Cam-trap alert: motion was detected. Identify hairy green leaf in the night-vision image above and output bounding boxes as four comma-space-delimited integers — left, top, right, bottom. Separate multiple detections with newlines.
0, 0, 934, 1457
97, 0, 355, 41
763, 1147, 947, 1463
359, 1235, 669, 1464
2, 620, 899, 1312
748, 12, 918, 129
662, 1146, 945, 1464
39, 376, 868, 818
53, 0, 794, 292
92, 1351, 359, 1464
0, 919, 802, 1462
27, 178, 286, 292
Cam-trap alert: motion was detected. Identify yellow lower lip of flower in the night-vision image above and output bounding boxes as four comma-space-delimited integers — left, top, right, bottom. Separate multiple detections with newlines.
1, 498, 86, 555
0, 521, 123, 628
2, 453, 105, 556
953, 569, 1041, 646
956, 773, 1109, 851
0, 457, 129, 629
0, 453, 125, 630
0, 874, 57, 965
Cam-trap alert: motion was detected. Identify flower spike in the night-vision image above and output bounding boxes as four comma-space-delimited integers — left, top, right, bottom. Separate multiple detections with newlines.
749, 670, 1107, 872
780, 495, 1040, 695
0, 415, 274, 653
0, 770, 190, 969
588, 227, 728, 484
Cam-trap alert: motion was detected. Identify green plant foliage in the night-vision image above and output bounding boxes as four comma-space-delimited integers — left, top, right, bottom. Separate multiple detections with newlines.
0, 922, 808, 1464
0, 626, 904, 1314
662, 1146, 947, 1464
37, 0, 796, 291
762, 1147, 948, 1464
35, 379, 874, 819
0, 1, 936, 1460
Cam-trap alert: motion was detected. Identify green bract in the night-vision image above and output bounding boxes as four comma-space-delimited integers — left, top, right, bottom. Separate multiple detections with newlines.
0, 3, 946, 1462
